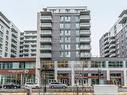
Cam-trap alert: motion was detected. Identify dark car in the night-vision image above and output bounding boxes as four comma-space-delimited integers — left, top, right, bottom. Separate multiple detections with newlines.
3, 83, 21, 89
0, 85, 2, 89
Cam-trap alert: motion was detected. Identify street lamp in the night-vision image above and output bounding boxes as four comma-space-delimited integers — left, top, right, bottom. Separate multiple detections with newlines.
98, 69, 101, 84
41, 65, 47, 93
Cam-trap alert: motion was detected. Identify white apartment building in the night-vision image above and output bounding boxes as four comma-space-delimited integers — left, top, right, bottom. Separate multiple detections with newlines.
20, 31, 37, 57
100, 9, 127, 57
0, 12, 20, 57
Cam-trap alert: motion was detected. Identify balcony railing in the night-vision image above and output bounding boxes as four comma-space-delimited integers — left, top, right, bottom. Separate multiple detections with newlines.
40, 53, 52, 58
80, 30, 90, 35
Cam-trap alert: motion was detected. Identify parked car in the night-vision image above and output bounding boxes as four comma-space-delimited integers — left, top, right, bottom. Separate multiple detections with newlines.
49, 82, 67, 88
0, 84, 2, 89
24, 82, 40, 89
3, 83, 21, 89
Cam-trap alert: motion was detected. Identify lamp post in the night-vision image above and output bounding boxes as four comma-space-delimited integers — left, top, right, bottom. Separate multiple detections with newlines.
41, 65, 47, 94
98, 69, 101, 84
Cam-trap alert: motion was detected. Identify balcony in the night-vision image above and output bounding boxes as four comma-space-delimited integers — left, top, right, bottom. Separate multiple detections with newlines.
40, 30, 52, 36
80, 15, 90, 22
80, 45, 91, 50
109, 49, 116, 53
41, 16, 52, 23
40, 46, 52, 50
24, 33, 37, 37
80, 23, 90, 29
119, 14, 127, 24
109, 44, 115, 49
80, 38, 91, 43
80, 30, 90, 36
40, 53, 52, 58
40, 23, 52, 30
80, 53, 91, 58
41, 38, 52, 43
109, 53, 116, 57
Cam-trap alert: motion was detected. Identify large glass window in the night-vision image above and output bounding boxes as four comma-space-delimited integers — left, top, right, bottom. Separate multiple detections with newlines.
108, 61, 123, 68
58, 61, 68, 68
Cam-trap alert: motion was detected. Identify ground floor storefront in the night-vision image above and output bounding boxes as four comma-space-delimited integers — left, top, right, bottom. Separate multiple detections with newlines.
0, 70, 35, 85
0, 58, 36, 85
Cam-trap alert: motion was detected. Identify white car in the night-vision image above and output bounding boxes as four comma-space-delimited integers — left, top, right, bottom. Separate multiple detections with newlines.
24, 82, 40, 89
49, 82, 67, 88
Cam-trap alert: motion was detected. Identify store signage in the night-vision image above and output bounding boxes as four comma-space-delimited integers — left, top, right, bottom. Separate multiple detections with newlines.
0, 69, 35, 74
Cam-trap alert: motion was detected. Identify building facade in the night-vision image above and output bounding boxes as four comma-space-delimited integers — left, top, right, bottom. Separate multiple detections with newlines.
36, 6, 91, 85
100, 9, 127, 57
0, 12, 21, 58
0, 58, 35, 85
19, 31, 37, 58
54, 57, 127, 86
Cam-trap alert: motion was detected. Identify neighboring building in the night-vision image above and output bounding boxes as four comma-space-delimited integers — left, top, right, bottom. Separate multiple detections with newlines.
0, 12, 21, 58
0, 58, 35, 85
99, 9, 127, 57
36, 6, 91, 85
20, 31, 37, 58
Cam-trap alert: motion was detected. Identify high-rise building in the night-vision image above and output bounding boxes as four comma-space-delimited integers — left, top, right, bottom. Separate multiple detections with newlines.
0, 12, 21, 57
19, 31, 37, 57
36, 6, 91, 85
99, 9, 127, 57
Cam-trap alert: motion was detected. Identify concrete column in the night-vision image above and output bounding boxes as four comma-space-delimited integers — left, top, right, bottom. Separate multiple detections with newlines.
88, 73, 91, 86
123, 61, 127, 86
123, 70, 127, 86
106, 61, 110, 81
54, 61, 58, 81
71, 61, 75, 86
106, 70, 110, 81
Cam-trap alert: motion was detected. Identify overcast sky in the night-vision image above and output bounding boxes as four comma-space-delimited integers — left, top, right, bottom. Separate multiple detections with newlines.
0, 0, 127, 56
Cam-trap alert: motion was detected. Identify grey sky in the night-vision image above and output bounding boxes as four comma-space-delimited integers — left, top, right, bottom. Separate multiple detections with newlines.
0, 0, 127, 56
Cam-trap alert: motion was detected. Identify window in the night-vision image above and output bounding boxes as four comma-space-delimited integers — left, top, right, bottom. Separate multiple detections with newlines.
76, 37, 79, 42
60, 23, 64, 28
65, 44, 70, 50
0, 31, 3, 37
76, 44, 79, 50
65, 23, 71, 29
60, 30, 64, 35
60, 37, 64, 42
60, 16, 64, 21
65, 51, 70, 57
76, 30, 79, 35
0, 24, 4, 31
76, 23, 80, 29
75, 16, 79, 22
65, 30, 70, 35
65, 37, 70, 42
60, 44, 64, 49
108, 61, 123, 68
60, 51, 64, 57
65, 16, 71, 22
76, 51, 79, 57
